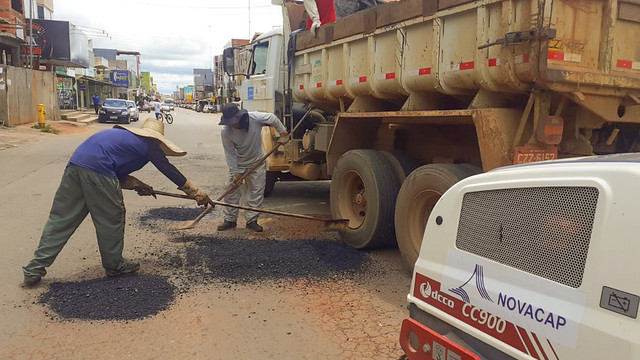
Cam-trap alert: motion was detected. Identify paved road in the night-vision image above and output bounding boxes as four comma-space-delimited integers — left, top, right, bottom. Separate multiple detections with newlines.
0, 108, 411, 359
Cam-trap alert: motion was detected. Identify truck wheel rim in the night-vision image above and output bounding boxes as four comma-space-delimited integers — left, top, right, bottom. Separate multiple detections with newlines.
408, 189, 441, 251
338, 170, 367, 229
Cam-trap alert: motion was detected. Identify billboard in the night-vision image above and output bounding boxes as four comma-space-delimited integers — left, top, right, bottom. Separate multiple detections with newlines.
26, 20, 89, 68
110, 70, 129, 88
141, 72, 151, 91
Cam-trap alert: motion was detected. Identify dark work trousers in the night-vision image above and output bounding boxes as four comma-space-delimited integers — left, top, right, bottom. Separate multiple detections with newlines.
23, 164, 127, 277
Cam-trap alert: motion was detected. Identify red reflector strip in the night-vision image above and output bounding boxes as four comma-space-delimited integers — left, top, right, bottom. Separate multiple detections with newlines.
385, 72, 395, 80
449, 61, 474, 71
359, 76, 367, 83
299, 85, 304, 90
548, 51, 581, 62
488, 58, 498, 67
336, 79, 343, 85
460, 61, 475, 70
419, 67, 431, 75
316, 82, 322, 88
617, 59, 633, 69
548, 51, 564, 61
515, 54, 530, 64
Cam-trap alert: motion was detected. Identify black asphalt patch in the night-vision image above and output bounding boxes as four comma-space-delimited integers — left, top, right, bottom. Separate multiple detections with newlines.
139, 206, 206, 222
165, 235, 370, 284
40, 275, 175, 321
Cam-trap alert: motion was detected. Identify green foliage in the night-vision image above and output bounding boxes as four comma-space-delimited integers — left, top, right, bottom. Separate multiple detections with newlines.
32, 124, 59, 134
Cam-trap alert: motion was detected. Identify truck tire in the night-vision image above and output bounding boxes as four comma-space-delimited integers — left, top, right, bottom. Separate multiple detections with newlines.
380, 151, 419, 182
264, 171, 279, 197
330, 150, 401, 249
395, 164, 472, 267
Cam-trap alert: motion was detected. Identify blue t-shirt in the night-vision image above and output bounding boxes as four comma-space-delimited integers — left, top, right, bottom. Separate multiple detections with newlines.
69, 128, 186, 186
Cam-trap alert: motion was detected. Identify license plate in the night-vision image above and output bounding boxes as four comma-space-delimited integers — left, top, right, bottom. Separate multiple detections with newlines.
110, 116, 118, 120
513, 146, 557, 165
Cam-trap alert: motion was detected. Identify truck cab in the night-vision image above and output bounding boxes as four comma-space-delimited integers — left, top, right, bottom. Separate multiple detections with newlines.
238, 29, 285, 117
401, 154, 640, 359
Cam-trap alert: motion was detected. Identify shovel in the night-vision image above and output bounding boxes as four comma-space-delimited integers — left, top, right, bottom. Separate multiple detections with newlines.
154, 190, 348, 231
169, 109, 315, 230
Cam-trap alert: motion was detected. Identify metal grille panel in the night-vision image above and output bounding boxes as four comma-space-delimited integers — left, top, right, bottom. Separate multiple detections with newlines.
456, 187, 598, 288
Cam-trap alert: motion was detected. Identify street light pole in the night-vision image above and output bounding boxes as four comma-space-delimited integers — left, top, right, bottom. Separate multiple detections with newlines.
29, 0, 33, 68
248, 0, 251, 38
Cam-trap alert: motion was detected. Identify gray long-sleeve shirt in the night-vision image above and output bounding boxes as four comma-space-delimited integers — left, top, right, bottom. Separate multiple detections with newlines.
221, 111, 287, 175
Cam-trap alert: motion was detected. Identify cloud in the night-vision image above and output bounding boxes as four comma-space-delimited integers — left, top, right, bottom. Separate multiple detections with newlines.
54, 0, 282, 94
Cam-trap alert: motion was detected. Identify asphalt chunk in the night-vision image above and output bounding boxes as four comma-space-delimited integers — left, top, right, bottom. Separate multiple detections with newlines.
40, 275, 175, 321
139, 206, 205, 222
173, 235, 369, 283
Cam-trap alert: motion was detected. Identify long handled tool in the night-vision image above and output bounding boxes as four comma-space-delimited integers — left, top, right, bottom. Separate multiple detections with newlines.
171, 109, 316, 230
155, 190, 347, 231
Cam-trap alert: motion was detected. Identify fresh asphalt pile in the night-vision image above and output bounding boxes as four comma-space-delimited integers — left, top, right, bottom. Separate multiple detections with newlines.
138, 206, 206, 222
40, 275, 174, 321
38, 207, 370, 322
139, 206, 371, 284
171, 235, 369, 284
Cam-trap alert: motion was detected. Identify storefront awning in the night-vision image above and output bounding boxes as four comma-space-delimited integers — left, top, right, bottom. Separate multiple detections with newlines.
77, 75, 113, 86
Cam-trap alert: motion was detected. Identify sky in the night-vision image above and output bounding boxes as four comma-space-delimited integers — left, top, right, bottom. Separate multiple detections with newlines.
53, 0, 283, 94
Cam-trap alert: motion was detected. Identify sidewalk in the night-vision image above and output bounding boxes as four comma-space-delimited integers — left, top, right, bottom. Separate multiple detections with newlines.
0, 122, 95, 151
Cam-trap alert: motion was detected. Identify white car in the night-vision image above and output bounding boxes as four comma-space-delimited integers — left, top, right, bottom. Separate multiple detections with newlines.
163, 99, 174, 111
160, 103, 171, 112
125, 100, 139, 122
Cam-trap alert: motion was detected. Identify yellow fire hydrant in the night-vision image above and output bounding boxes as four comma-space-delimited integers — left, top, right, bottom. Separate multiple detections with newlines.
38, 104, 46, 128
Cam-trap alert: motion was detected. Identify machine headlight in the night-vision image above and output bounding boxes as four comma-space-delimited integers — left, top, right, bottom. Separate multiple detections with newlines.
99, 109, 106, 114
121, 110, 129, 115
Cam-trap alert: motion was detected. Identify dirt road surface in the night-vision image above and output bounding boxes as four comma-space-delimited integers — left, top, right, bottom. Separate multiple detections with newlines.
0, 109, 411, 359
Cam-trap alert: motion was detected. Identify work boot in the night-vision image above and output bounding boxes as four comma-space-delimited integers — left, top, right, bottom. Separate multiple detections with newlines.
105, 260, 140, 277
246, 221, 263, 232
217, 221, 237, 231
22, 274, 42, 287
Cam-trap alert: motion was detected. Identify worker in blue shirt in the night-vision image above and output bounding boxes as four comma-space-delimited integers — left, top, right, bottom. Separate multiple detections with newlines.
22, 119, 210, 287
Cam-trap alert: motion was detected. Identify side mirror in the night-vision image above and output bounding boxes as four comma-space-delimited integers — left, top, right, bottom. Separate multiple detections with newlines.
223, 47, 235, 75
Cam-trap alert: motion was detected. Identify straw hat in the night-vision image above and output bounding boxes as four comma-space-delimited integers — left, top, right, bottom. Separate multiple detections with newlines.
114, 118, 186, 156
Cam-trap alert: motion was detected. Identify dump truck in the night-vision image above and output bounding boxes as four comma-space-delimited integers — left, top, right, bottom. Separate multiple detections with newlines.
400, 154, 640, 359
223, 0, 640, 267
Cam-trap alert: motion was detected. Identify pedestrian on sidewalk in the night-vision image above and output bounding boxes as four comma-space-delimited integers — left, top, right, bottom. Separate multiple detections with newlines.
22, 119, 211, 287
218, 103, 288, 233
92, 93, 101, 114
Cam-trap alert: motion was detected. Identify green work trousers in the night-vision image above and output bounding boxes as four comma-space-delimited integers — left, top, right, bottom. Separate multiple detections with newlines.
23, 164, 127, 277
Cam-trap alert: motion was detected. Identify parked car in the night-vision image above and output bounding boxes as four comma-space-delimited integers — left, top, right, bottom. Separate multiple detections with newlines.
98, 99, 131, 124
126, 100, 139, 122
203, 104, 213, 113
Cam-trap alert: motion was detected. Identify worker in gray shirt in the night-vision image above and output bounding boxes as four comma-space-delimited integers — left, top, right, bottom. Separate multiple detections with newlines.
218, 103, 288, 232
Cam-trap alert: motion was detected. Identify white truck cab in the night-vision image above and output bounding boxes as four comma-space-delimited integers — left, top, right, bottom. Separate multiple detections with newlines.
237, 28, 285, 116
402, 153, 640, 359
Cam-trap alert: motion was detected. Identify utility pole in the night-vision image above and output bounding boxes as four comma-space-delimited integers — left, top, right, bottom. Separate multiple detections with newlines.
29, 0, 33, 68
248, 0, 251, 38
